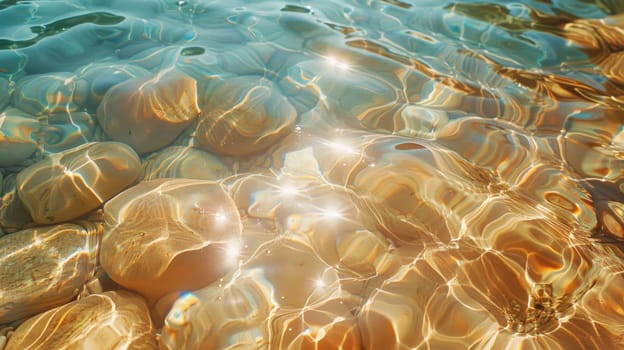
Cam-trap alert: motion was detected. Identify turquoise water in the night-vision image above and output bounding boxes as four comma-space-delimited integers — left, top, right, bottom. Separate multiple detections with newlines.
1, 0, 624, 349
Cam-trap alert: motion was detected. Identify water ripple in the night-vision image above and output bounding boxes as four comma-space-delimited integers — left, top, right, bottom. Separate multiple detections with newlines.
1, 0, 624, 349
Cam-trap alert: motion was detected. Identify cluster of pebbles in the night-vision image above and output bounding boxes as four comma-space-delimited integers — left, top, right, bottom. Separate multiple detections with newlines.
1, 2, 624, 350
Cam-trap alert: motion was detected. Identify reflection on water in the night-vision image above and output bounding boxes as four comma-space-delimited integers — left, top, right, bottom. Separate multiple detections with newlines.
1, 0, 624, 349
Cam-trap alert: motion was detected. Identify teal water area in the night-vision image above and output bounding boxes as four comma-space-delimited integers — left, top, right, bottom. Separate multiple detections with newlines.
1, 0, 624, 349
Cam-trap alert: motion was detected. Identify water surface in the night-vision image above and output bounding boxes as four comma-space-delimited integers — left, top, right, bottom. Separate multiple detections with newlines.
1, 0, 624, 349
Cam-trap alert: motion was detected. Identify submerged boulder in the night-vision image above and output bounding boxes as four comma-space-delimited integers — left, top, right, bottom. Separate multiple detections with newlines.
96, 70, 200, 155
16, 142, 140, 224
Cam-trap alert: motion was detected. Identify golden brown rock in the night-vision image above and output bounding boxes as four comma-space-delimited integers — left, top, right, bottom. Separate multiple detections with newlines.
5, 290, 157, 350
562, 14, 624, 93
160, 238, 357, 350
141, 146, 229, 181
312, 133, 487, 246
272, 299, 362, 350
0, 223, 100, 324
437, 118, 597, 230
357, 241, 621, 349
582, 270, 624, 336
0, 173, 33, 234
0, 108, 39, 167
471, 214, 597, 305
96, 70, 200, 155
100, 178, 242, 302
160, 275, 273, 350
227, 174, 394, 278
16, 142, 140, 224
357, 249, 462, 350
195, 76, 297, 156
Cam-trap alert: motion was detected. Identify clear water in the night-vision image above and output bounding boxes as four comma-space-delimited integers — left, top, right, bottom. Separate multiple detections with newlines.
1, 0, 624, 349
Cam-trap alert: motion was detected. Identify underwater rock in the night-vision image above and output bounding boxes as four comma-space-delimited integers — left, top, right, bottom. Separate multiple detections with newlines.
562, 133, 624, 182
437, 117, 598, 230
289, 57, 400, 129
0, 108, 39, 167
4, 290, 157, 350
11, 72, 88, 115
582, 270, 624, 336
205, 43, 319, 114
195, 76, 297, 157
76, 63, 151, 109
41, 111, 95, 154
140, 146, 229, 181
272, 298, 362, 350
161, 237, 358, 350
0, 223, 100, 325
311, 133, 485, 246
395, 105, 449, 138
227, 174, 394, 279
16, 142, 140, 224
0, 173, 33, 233
358, 239, 618, 349
357, 242, 484, 349
468, 207, 598, 306
96, 70, 200, 155
100, 178, 242, 302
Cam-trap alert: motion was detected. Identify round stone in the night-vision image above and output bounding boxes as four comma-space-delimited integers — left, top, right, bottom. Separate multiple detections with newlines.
0, 108, 39, 167
195, 76, 297, 156
160, 238, 355, 350
5, 290, 157, 350
16, 141, 141, 224
141, 146, 230, 181
0, 173, 33, 233
100, 178, 243, 302
0, 223, 100, 324
311, 133, 470, 245
227, 174, 392, 278
96, 70, 200, 155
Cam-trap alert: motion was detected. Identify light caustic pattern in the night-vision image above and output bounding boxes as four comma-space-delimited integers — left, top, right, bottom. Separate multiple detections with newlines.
0, 0, 624, 349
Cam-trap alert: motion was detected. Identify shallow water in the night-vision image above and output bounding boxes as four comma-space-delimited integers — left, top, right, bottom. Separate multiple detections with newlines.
1, 0, 624, 349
